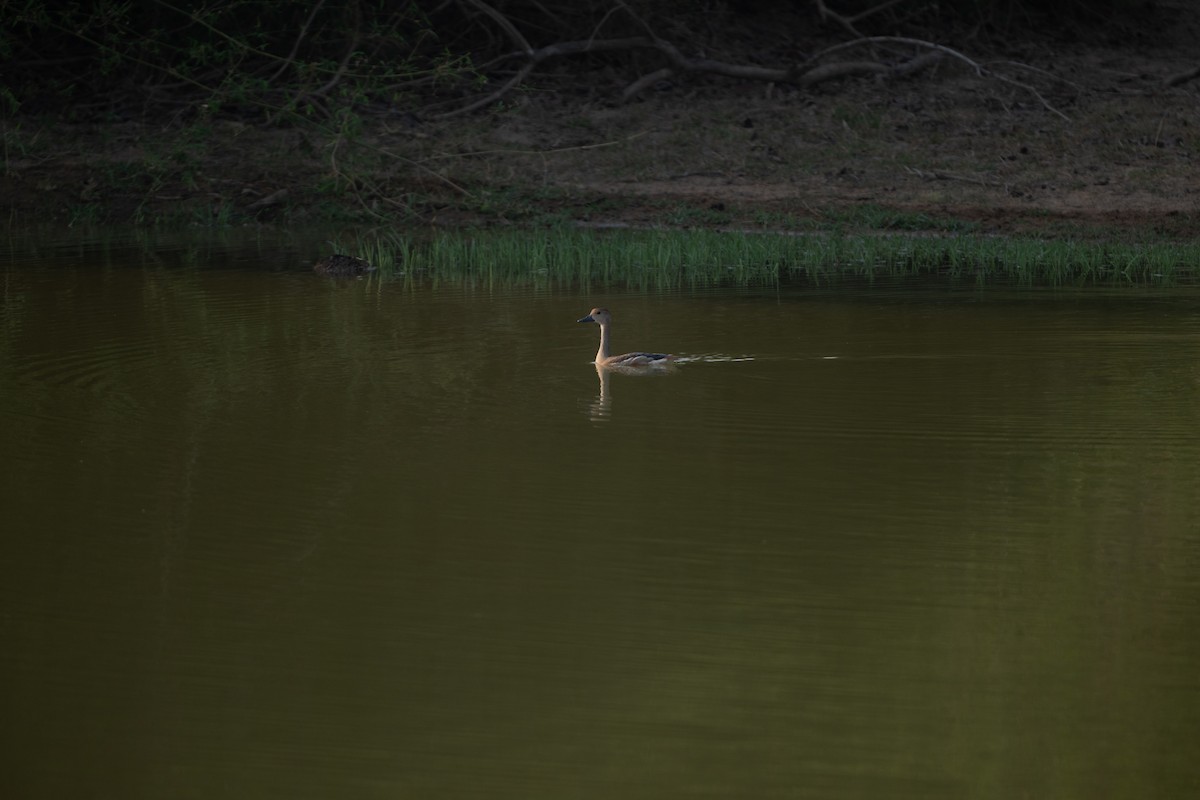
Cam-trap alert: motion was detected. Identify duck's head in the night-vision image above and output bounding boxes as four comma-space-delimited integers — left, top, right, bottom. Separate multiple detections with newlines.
577, 307, 612, 325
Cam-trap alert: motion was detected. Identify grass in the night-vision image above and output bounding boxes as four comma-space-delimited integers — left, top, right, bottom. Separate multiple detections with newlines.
332, 227, 1200, 289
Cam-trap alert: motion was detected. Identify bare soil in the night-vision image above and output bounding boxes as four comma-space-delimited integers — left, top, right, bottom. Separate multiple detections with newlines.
3, 34, 1198, 239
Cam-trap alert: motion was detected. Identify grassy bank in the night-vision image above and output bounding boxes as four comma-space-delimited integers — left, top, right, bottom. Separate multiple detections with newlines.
338, 227, 1200, 289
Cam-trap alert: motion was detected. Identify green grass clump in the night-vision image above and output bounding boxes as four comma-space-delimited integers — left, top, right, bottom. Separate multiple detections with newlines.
333, 227, 1200, 289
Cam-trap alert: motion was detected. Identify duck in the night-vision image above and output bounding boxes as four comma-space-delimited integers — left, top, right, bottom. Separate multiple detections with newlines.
313, 254, 374, 276
577, 307, 676, 367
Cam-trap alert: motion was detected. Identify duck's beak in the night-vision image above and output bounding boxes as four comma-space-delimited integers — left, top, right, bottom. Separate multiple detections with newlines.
577, 314, 595, 324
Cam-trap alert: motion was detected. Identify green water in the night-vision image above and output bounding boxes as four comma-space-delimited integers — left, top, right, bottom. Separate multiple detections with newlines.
2, 234, 1199, 799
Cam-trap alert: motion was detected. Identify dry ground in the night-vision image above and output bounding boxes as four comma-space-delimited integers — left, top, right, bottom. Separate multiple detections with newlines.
3, 33, 1198, 238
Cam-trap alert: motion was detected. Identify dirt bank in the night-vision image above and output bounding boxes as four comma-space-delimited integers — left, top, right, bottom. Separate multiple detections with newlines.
2, 36, 1197, 238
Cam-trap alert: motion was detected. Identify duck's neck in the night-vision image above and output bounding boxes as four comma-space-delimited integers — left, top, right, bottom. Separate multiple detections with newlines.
595, 321, 611, 364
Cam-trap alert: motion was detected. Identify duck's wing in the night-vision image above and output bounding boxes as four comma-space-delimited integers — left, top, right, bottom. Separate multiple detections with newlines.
610, 351, 674, 366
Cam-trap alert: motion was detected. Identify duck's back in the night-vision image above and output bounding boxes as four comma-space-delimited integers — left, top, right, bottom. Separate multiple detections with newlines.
607, 351, 674, 366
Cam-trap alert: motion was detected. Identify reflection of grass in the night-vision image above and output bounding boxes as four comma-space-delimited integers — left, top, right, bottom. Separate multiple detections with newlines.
68, 204, 103, 226
2, 122, 30, 176
336, 227, 1200, 288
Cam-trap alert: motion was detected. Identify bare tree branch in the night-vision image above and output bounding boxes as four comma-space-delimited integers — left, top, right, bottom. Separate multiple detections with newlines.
804, 36, 984, 77
815, 0, 861, 37
845, 0, 911, 24
805, 36, 1071, 120
984, 60, 1083, 93
621, 67, 675, 102
267, 0, 327, 85
436, 62, 535, 118
462, 0, 533, 54
308, 1, 362, 99
436, 11, 1070, 122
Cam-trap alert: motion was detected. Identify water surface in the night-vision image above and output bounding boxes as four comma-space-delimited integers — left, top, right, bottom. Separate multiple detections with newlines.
3, 233, 1199, 799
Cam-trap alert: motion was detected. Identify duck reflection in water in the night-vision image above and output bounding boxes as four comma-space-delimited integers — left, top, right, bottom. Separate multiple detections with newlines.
577, 307, 677, 419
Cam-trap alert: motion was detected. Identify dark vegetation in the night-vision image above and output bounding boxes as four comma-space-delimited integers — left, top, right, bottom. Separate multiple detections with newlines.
1, 0, 1155, 120
2, 0, 1197, 233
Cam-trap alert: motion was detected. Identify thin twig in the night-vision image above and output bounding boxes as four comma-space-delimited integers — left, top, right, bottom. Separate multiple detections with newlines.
308, 5, 361, 99
267, 0, 326, 85
905, 166, 1002, 187
435, 62, 535, 119
417, 129, 650, 161
847, 0, 910, 24
462, 0, 532, 54
817, 0, 909, 37
814, 0, 862, 37
985, 59, 1082, 92
369, 145, 473, 197
327, 136, 388, 221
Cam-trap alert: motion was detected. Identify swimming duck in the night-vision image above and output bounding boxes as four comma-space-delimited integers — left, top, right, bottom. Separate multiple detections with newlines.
313, 254, 374, 276
577, 307, 675, 367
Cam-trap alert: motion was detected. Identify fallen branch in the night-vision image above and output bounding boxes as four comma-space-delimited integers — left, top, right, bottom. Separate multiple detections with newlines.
1165, 64, 1200, 87
804, 36, 1071, 121
247, 188, 290, 209
434, 34, 942, 117
437, 13, 1071, 122
904, 166, 1002, 187
621, 66, 675, 102
416, 130, 650, 161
